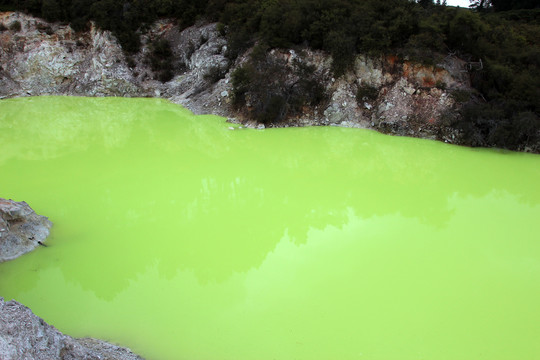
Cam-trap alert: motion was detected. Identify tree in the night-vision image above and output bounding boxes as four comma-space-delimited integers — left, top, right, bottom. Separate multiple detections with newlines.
41, 0, 62, 22
469, 0, 492, 10
491, 0, 539, 11
418, 0, 433, 8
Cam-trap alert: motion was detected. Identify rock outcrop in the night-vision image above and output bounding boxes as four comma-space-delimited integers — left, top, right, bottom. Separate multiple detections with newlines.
0, 198, 52, 262
0, 298, 144, 360
0, 12, 142, 97
0, 11, 472, 145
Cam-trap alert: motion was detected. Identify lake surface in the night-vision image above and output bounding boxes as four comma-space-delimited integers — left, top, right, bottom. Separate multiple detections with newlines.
1, 96, 539, 360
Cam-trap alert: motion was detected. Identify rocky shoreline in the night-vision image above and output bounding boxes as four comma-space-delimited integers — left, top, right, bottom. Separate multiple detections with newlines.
0, 11, 536, 359
1, 11, 478, 148
0, 198, 144, 359
0, 297, 144, 360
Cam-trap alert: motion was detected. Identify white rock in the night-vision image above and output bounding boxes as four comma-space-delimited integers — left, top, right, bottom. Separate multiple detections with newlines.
403, 86, 415, 95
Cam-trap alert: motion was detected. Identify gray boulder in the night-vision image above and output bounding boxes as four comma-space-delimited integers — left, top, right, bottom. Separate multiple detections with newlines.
0, 198, 52, 262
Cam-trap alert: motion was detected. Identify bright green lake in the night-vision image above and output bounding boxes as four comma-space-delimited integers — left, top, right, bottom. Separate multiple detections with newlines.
1, 96, 539, 360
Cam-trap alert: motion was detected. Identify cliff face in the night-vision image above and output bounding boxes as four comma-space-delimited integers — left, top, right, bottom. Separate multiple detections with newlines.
0, 12, 141, 97
0, 12, 471, 144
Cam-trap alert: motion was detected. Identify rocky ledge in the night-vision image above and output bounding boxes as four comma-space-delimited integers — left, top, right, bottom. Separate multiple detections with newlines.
0, 11, 475, 146
0, 198, 52, 262
0, 297, 144, 360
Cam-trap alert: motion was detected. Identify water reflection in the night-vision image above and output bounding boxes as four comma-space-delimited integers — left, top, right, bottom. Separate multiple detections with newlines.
0, 97, 539, 360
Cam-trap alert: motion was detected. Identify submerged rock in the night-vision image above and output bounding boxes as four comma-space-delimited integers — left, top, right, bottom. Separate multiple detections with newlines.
0, 198, 52, 262
0, 298, 144, 360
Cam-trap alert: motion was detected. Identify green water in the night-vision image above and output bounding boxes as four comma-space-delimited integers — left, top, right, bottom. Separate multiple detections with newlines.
1, 96, 539, 360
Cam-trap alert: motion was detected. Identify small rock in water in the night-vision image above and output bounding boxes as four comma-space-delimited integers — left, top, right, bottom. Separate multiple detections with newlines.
0, 198, 52, 262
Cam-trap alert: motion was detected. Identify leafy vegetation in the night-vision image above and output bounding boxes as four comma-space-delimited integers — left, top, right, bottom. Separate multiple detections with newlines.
0, 0, 538, 148
232, 50, 328, 125
147, 38, 174, 82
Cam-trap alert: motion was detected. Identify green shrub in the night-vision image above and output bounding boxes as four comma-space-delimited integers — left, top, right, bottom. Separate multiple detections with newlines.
231, 53, 328, 124
451, 89, 471, 103
324, 30, 356, 77
231, 64, 256, 107
151, 38, 172, 58
216, 23, 226, 36
257, 95, 287, 124
249, 43, 269, 63
225, 28, 252, 60
148, 38, 174, 82
42, 0, 63, 22
455, 103, 540, 150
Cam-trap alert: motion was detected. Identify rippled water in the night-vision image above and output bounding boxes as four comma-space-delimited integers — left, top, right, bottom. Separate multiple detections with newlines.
1, 96, 539, 360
